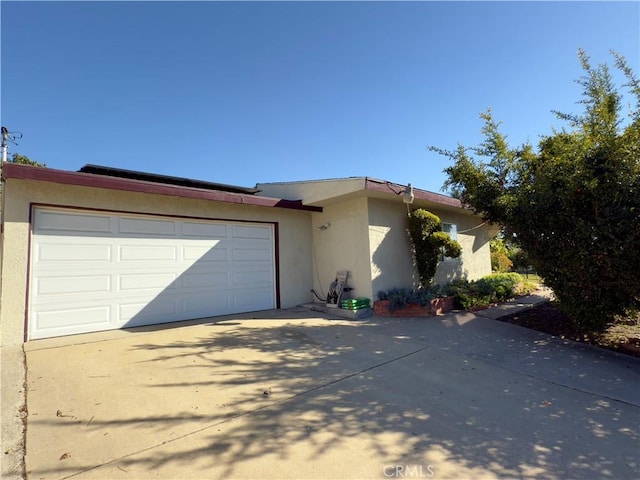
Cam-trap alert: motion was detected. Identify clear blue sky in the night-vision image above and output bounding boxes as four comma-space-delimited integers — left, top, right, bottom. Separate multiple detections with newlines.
1, 1, 638, 194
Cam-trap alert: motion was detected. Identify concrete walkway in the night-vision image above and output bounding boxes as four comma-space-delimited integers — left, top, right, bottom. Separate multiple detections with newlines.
3, 293, 640, 479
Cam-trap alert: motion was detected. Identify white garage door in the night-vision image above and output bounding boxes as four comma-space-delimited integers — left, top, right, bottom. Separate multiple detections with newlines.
29, 207, 276, 339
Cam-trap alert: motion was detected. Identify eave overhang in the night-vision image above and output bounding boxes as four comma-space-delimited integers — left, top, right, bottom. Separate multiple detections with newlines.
1, 163, 322, 212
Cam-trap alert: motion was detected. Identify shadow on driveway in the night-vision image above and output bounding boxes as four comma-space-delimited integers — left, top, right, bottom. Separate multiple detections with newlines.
24, 308, 640, 479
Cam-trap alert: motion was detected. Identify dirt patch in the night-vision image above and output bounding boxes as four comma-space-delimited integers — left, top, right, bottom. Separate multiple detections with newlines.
498, 302, 640, 359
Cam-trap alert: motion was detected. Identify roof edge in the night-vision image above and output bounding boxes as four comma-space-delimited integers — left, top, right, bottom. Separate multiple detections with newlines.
364, 178, 462, 209
2, 163, 322, 212
79, 164, 260, 195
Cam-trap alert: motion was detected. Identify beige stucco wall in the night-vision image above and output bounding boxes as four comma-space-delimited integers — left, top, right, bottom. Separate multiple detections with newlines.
0, 178, 314, 345
258, 179, 493, 301
367, 199, 493, 297
307, 196, 494, 303
310, 196, 373, 301
433, 209, 492, 285
367, 199, 417, 296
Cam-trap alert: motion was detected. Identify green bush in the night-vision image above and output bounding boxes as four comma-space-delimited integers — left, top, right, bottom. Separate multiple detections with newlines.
407, 209, 461, 287
377, 288, 413, 311
451, 273, 536, 309
491, 251, 513, 273
377, 286, 441, 311
378, 274, 536, 312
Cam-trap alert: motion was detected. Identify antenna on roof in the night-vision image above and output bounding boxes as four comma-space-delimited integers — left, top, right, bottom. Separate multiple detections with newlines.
1, 126, 23, 163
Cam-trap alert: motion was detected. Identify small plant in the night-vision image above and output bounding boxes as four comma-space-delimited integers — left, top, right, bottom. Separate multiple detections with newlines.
377, 286, 447, 312
377, 287, 413, 311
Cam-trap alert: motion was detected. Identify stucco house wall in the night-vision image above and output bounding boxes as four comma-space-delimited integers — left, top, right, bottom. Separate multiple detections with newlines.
0, 177, 314, 346
367, 198, 416, 297
367, 198, 493, 296
258, 178, 495, 301
432, 208, 493, 286
310, 196, 372, 301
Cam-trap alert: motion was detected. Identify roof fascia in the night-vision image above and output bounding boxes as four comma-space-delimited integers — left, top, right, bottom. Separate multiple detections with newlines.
1, 163, 322, 213
364, 178, 463, 209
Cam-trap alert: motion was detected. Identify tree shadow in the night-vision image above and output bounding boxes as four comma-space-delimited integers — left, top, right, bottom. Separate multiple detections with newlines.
26, 312, 640, 479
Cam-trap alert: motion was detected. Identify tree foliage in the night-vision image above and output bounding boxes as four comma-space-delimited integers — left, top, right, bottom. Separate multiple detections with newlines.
407, 209, 461, 287
490, 233, 530, 273
433, 50, 640, 331
9, 152, 46, 167
489, 236, 513, 273
1, 153, 46, 202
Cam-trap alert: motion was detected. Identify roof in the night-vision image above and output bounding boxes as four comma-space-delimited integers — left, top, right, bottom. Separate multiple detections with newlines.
78, 164, 260, 195
256, 176, 464, 210
1, 163, 322, 212
2, 164, 464, 213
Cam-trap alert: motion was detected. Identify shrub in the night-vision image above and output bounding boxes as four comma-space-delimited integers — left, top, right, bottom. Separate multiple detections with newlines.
378, 274, 536, 312
436, 51, 640, 331
491, 251, 513, 273
377, 286, 442, 311
407, 209, 461, 287
377, 287, 413, 311
451, 273, 536, 309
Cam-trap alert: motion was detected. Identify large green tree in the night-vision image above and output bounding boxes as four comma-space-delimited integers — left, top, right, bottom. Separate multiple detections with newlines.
433, 50, 640, 331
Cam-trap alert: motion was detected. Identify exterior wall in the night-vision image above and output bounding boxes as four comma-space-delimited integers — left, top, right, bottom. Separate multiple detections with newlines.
367, 200, 494, 297
433, 209, 493, 284
310, 197, 372, 301
0, 179, 313, 345
367, 198, 416, 296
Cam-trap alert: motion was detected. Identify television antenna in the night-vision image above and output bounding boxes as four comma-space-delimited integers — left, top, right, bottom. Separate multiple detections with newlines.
1, 126, 23, 163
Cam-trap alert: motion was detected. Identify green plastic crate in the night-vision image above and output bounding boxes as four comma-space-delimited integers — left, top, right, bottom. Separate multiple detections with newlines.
341, 298, 370, 310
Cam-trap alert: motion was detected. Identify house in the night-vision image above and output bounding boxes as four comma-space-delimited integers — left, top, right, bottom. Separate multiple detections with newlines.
0, 163, 497, 345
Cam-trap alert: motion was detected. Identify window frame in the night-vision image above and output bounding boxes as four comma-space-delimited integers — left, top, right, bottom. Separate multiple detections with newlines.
440, 222, 460, 262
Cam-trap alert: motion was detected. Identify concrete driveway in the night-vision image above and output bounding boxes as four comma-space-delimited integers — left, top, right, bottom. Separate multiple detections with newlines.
22, 304, 640, 479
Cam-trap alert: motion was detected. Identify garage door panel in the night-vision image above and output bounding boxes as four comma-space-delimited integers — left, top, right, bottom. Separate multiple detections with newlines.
30, 208, 276, 339
119, 273, 178, 292
119, 217, 177, 236
233, 269, 273, 286
181, 292, 229, 316
119, 244, 178, 261
232, 224, 271, 239
35, 210, 112, 234
34, 306, 112, 332
183, 244, 228, 262
35, 275, 111, 296
232, 247, 272, 262
36, 243, 112, 263
182, 222, 228, 238
231, 288, 275, 310
119, 300, 178, 323
182, 272, 229, 288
